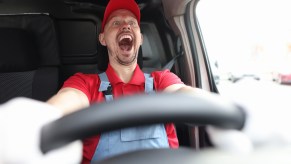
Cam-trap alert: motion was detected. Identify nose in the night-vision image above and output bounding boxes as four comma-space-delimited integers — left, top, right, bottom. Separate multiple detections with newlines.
122, 22, 131, 31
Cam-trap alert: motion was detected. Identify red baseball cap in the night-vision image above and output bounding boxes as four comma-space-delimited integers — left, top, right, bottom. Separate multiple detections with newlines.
101, 0, 140, 32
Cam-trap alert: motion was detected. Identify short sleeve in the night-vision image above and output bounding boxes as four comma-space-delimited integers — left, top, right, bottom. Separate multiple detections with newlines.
62, 73, 99, 102
151, 69, 184, 91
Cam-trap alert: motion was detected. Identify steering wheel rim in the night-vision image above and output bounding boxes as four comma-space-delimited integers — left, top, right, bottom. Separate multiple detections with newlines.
40, 92, 245, 154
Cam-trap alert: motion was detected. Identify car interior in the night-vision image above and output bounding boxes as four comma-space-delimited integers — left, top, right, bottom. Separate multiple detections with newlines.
0, 0, 182, 98
0, 0, 234, 163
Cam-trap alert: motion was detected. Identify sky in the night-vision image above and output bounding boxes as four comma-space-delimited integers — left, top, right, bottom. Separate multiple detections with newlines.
196, 0, 291, 72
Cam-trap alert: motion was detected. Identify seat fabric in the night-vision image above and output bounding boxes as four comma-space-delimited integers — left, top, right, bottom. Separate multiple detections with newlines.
0, 15, 60, 104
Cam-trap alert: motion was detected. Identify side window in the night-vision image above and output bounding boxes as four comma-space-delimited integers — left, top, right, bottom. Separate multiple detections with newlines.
196, 0, 291, 97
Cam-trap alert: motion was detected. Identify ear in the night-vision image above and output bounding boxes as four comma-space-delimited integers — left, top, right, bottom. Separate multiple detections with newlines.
99, 33, 107, 46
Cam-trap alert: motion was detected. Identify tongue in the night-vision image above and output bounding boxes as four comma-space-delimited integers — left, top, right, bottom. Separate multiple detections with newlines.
120, 44, 131, 51
119, 38, 132, 51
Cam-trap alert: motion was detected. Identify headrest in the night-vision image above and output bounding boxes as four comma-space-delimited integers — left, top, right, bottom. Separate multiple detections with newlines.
0, 15, 60, 66
0, 28, 39, 72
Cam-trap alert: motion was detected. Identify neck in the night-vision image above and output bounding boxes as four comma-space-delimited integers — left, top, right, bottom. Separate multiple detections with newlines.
109, 61, 137, 83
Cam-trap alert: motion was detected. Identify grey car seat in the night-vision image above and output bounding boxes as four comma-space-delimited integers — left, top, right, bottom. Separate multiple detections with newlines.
0, 14, 60, 104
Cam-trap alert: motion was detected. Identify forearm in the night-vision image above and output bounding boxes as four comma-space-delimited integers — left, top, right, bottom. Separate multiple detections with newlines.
164, 84, 204, 94
47, 88, 90, 115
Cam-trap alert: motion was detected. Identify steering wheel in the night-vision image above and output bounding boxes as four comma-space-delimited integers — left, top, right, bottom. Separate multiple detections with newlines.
40, 92, 246, 163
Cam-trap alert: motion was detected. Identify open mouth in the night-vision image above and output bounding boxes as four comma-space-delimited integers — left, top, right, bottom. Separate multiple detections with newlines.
118, 34, 133, 51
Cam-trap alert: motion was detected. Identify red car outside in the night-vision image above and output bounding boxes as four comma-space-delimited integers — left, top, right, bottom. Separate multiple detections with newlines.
278, 72, 291, 84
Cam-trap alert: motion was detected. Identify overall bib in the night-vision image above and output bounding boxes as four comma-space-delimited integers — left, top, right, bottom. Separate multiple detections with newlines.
91, 72, 169, 162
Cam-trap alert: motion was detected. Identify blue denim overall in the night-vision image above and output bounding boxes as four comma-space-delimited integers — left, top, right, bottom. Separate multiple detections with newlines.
91, 72, 169, 162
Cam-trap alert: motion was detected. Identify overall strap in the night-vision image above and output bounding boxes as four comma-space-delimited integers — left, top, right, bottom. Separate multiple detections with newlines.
98, 72, 113, 101
98, 72, 154, 102
144, 73, 154, 94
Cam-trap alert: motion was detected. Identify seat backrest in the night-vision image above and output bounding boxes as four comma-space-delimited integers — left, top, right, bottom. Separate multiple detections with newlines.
0, 14, 60, 104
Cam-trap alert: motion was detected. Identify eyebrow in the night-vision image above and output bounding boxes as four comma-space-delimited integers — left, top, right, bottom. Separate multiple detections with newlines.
109, 15, 136, 21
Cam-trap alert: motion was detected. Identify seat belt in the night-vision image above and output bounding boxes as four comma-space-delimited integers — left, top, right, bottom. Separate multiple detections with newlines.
161, 52, 183, 70
161, 43, 184, 71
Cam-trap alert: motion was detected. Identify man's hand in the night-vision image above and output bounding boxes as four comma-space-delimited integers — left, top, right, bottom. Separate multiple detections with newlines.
0, 97, 82, 164
207, 91, 291, 153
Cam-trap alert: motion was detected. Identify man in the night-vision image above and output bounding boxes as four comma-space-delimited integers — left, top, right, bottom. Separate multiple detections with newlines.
47, 0, 198, 163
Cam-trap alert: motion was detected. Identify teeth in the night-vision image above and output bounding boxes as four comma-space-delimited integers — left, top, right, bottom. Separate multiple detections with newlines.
119, 35, 132, 41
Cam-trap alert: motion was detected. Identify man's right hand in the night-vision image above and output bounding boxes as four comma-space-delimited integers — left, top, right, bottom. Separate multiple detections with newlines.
0, 97, 82, 164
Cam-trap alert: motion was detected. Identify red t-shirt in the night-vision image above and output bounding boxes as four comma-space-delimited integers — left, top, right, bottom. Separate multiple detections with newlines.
62, 64, 183, 163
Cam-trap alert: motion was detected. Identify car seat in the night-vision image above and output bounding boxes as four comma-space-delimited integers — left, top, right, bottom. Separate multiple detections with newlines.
0, 14, 60, 104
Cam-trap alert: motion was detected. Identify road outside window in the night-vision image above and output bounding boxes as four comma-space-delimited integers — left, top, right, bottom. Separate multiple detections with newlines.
197, 0, 291, 99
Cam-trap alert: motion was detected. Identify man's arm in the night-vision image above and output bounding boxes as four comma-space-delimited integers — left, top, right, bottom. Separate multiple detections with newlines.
47, 87, 90, 115
163, 84, 200, 93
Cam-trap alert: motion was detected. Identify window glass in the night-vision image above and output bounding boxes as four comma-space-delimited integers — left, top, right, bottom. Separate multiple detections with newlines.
197, 0, 291, 97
